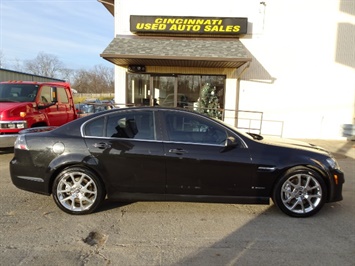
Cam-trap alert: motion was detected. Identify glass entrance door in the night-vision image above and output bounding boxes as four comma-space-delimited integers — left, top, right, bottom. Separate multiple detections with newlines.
152, 75, 176, 107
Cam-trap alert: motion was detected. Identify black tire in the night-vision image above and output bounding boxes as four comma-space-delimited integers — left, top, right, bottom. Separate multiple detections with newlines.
52, 167, 105, 215
272, 167, 327, 217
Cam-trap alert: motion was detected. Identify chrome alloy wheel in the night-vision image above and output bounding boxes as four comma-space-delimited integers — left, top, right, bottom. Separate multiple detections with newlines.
56, 171, 98, 212
281, 173, 323, 214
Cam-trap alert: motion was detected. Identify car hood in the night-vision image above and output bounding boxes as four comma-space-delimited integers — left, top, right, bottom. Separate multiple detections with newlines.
260, 136, 330, 155
0, 102, 28, 112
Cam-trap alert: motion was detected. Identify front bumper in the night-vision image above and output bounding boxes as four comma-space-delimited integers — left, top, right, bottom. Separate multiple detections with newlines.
0, 134, 18, 148
328, 169, 345, 202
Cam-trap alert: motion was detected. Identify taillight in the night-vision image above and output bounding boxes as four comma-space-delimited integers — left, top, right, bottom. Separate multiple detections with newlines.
14, 135, 29, 150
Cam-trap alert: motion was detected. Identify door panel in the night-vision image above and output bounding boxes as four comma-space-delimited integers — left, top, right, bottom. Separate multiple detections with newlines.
164, 142, 253, 196
56, 87, 75, 123
86, 138, 165, 194
38, 86, 72, 126
162, 110, 253, 196
38, 86, 59, 126
84, 110, 166, 194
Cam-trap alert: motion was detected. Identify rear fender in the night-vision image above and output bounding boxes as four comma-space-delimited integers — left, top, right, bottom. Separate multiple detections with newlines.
46, 153, 103, 193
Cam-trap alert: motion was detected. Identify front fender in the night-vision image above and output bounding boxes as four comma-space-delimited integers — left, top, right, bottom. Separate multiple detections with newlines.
307, 158, 342, 202
257, 152, 330, 196
25, 111, 48, 127
273, 155, 337, 202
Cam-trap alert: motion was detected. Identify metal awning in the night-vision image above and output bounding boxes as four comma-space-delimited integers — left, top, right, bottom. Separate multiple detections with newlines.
100, 35, 252, 68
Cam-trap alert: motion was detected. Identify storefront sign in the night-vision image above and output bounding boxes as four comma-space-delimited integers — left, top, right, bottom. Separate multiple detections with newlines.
130, 16, 248, 35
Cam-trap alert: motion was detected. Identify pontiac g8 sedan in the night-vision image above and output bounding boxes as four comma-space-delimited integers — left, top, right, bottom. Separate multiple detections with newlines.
10, 107, 344, 217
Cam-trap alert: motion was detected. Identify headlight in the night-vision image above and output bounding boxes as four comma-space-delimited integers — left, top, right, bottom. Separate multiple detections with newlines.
326, 157, 340, 169
0, 121, 27, 129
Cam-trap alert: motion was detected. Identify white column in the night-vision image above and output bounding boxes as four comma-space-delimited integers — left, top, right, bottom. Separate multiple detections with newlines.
114, 65, 127, 106
224, 70, 238, 127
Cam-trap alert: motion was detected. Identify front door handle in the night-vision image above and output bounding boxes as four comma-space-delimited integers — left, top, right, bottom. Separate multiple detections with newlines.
93, 142, 111, 149
169, 148, 188, 154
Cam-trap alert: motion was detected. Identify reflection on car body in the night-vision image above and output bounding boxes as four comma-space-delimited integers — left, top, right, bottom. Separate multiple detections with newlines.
9, 107, 344, 217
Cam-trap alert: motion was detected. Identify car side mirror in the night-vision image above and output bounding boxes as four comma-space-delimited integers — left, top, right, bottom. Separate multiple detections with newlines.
225, 136, 237, 146
221, 136, 238, 152
50, 87, 58, 103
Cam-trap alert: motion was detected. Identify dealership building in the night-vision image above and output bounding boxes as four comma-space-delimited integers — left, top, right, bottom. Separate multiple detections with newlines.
99, 0, 355, 139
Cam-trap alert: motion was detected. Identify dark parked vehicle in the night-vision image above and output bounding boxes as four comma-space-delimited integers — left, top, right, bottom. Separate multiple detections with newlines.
76, 100, 115, 117
10, 107, 344, 217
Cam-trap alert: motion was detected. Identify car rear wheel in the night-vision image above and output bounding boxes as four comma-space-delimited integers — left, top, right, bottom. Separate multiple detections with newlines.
272, 167, 327, 217
52, 167, 105, 215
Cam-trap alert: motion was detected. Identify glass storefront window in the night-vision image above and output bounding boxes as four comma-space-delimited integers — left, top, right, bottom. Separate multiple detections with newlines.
176, 75, 225, 119
126, 74, 150, 106
176, 75, 199, 109
126, 73, 225, 119
153, 76, 175, 106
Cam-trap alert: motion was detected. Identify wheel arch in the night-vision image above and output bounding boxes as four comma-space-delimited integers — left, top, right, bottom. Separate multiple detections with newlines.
51, 165, 106, 215
46, 154, 108, 196
305, 164, 332, 202
31, 121, 48, 127
272, 164, 331, 201
271, 164, 329, 217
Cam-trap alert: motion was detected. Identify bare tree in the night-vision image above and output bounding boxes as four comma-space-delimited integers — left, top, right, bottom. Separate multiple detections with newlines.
72, 65, 114, 93
12, 58, 24, 72
0, 51, 25, 71
0, 50, 5, 68
24, 52, 64, 78
60, 68, 75, 83
2, 51, 114, 93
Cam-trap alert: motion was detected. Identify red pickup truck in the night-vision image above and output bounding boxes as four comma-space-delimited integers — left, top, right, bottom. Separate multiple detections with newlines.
0, 81, 77, 148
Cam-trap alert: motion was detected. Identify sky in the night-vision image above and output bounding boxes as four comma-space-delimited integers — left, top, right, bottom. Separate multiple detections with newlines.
0, 0, 114, 70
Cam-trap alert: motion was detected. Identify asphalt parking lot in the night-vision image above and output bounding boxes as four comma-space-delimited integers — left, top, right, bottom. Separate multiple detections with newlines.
0, 140, 354, 266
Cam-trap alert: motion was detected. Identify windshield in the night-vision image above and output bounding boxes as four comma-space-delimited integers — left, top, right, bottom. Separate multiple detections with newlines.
0, 84, 39, 102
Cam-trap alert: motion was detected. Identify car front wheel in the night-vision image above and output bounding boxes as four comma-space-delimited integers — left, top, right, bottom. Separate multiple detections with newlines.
273, 167, 327, 217
52, 167, 105, 215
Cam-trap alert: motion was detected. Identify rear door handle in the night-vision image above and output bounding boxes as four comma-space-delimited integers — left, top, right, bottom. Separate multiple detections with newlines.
169, 148, 188, 154
93, 142, 111, 149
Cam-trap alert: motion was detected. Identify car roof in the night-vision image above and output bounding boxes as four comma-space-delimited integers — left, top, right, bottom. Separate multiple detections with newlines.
1, 81, 70, 86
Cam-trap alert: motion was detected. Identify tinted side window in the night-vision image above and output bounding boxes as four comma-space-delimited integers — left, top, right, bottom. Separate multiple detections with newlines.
164, 112, 227, 145
39, 86, 51, 103
84, 116, 105, 137
57, 87, 69, 103
107, 110, 156, 140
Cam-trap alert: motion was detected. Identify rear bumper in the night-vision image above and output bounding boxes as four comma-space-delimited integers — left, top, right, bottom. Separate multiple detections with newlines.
0, 134, 18, 148
10, 157, 50, 195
